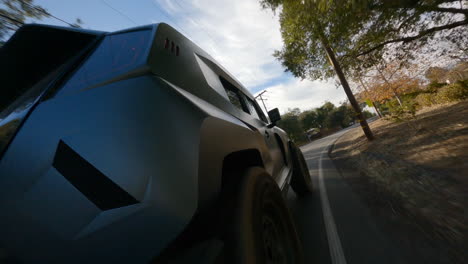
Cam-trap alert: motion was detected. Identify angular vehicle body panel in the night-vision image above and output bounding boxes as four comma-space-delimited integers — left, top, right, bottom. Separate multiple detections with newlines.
0, 23, 294, 263
0, 76, 205, 262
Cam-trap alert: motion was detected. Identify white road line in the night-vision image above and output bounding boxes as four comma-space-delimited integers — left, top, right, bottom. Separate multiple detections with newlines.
317, 143, 347, 264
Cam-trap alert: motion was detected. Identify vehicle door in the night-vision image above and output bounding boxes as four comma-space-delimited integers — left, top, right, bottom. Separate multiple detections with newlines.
241, 94, 288, 180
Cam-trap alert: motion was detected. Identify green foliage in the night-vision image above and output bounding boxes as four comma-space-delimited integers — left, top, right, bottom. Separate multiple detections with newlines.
387, 105, 415, 122
426, 81, 446, 93
262, 0, 369, 80
299, 110, 319, 130
315, 101, 336, 127
261, 0, 379, 140
325, 109, 343, 128
277, 102, 359, 143
277, 109, 306, 142
385, 80, 467, 121
402, 90, 424, 101
261, 0, 468, 80
414, 93, 437, 107
400, 80, 468, 111
326, 105, 355, 128
435, 81, 468, 103
382, 98, 398, 112
376, 77, 468, 122
384, 97, 416, 121
362, 110, 375, 119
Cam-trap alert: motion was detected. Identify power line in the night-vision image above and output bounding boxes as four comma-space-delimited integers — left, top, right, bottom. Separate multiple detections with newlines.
101, 0, 138, 26
172, 0, 218, 45
171, 0, 224, 60
171, 0, 259, 87
148, 0, 194, 40
46, 12, 79, 27
18, 0, 78, 27
149, 0, 260, 89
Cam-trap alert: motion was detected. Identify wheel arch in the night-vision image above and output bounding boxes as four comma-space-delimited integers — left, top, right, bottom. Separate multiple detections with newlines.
153, 119, 268, 262
197, 117, 270, 212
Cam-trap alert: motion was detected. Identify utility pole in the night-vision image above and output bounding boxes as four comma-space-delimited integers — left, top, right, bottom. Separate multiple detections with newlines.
255, 90, 269, 114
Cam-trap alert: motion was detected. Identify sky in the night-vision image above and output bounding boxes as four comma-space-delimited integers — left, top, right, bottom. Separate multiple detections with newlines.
27, 0, 348, 113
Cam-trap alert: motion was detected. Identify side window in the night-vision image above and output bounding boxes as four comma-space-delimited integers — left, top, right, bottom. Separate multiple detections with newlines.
253, 99, 269, 123
220, 77, 249, 113
244, 96, 261, 120
225, 89, 243, 110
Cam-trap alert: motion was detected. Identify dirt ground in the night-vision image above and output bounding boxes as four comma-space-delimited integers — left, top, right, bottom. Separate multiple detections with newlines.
331, 101, 468, 264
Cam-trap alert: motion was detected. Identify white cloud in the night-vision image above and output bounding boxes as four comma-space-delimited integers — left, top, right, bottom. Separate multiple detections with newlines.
154, 0, 283, 87
154, 0, 346, 111
256, 79, 347, 114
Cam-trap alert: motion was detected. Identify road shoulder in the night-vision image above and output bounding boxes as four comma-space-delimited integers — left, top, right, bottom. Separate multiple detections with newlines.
317, 135, 410, 264
329, 123, 465, 264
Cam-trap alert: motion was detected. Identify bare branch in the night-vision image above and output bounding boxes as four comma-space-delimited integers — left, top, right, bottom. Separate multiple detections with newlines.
0, 13, 24, 25
356, 19, 468, 57
418, 5, 468, 15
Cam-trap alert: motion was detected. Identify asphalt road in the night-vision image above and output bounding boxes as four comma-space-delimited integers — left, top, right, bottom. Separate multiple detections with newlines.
286, 126, 409, 264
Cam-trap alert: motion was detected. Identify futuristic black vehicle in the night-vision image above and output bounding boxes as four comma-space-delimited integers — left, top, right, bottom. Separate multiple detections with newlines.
0, 23, 313, 263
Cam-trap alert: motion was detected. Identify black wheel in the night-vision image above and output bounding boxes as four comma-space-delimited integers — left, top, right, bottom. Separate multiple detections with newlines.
289, 143, 313, 197
223, 167, 303, 264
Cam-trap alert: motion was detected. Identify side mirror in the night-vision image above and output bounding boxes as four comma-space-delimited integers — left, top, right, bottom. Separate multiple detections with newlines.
267, 108, 281, 127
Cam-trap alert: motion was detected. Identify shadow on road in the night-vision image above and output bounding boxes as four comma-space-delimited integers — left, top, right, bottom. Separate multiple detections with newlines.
287, 189, 331, 264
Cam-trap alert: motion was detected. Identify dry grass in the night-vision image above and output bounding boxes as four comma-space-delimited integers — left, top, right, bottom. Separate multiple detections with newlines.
331, 101, 468, 263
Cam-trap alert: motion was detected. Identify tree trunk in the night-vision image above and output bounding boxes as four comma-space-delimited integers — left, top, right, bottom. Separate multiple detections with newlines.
393, 92, 403, 106
374, 101, 384, 117
371, 101, 383, 118
376, 67, 403, 106
358, 77, 382, 118
374, 105, 383, 118
320, 36, 374, 140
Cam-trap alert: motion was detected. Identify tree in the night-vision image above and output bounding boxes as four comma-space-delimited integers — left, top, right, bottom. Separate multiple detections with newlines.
359, 75, 421, 103
315, 101, 335, 127
425, 66, 449, 83
362, 110, 375, 119
424, 62, 468, 84
354, 59, 425, 106
279, 102, 358, 141
320, 101, 335, 113
324, 103, 356, 128
446, 61, 468, 83
277, 108, 305, 142
260, 0, 375, 140
261, 0, 466, 133
348, 0, 468, 61
299, 110, 320, 130
0, 0, 83, 41
356, 76, 383, 117
0, 0, 49, 40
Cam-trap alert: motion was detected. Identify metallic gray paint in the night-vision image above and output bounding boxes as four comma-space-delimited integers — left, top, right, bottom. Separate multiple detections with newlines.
0, 23, 294, 263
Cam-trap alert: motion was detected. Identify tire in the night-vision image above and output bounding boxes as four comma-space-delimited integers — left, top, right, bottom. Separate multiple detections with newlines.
289, 143, 313, 197
223, 167, 303, 264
